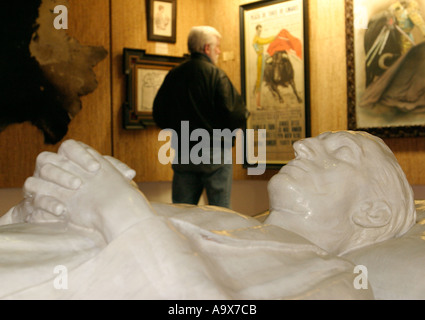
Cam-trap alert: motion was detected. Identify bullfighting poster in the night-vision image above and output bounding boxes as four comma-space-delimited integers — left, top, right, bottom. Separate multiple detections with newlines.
240, 0, 309, 166
347, 0, 425, 137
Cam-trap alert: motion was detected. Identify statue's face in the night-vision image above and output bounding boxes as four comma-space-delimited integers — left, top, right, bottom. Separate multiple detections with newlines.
267, 131, 373, 253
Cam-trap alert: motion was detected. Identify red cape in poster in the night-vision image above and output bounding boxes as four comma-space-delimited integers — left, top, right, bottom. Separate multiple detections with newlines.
267, 29, 302, 59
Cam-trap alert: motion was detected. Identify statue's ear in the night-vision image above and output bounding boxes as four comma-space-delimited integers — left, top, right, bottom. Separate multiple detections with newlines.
352, 200, 392, 228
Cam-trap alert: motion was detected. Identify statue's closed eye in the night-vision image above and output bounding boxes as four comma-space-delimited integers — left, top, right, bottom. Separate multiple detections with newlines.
333, 146, 355, 162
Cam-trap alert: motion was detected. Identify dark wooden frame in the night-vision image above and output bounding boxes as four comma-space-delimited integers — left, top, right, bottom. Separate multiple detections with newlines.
240, 0, 310, 168
146, 0, 177, 43
122, 48, 185, 129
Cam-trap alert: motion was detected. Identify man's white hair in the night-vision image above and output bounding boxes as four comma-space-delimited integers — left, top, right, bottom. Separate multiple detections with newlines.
187, 26, 222, 54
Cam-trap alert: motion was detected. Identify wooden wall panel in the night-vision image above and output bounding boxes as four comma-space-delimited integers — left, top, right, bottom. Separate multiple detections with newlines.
65, 0, 112, 154
385, 138, 425, 185
0, 0, 111, 188
308, 0, 348, 134
110, 0, 208, 182
1, 0, 425, 188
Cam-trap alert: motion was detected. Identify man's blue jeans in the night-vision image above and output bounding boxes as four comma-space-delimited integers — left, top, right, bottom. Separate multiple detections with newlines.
171, 163, 233, 209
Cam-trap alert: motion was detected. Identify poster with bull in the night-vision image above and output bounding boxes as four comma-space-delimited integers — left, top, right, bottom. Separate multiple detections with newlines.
347, 0, 425, 137
240, 0, 309, 166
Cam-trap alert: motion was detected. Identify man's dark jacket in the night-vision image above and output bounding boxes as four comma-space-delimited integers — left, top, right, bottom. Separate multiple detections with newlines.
153, 53, 248, 142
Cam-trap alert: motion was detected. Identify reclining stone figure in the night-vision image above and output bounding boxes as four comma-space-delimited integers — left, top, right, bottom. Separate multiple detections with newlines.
0, 130, 423, 299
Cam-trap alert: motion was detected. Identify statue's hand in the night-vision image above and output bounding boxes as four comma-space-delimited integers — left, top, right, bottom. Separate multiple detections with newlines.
15, 147, 86, 224
32, 140, 136, 182
22, 140, 138, 232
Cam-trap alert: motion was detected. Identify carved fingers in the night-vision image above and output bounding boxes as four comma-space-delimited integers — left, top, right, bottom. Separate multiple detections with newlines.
23, 140, 137, 225
57, 139, 101, 173
104, 155, 136, 180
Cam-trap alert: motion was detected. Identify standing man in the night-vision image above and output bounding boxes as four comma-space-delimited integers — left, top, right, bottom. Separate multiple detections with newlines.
153, 26, 248, 208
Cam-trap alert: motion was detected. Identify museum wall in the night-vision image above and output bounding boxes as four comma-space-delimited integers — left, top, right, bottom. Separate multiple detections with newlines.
0, 0, 112, 188
1, 0, 425, 189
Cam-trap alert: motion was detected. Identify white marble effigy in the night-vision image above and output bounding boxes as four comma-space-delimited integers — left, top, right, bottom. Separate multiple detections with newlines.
0, 131, 422, 300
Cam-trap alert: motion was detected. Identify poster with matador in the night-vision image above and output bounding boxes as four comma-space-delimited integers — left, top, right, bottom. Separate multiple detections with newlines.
241, 0, 308, 165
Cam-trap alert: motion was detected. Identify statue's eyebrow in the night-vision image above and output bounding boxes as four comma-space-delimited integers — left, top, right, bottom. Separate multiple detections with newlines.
328, 135, 363, 155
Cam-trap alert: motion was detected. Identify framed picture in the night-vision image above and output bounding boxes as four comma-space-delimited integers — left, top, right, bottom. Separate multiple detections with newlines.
122, 48, 186, 129
146, 0, 177, 43
346, 0, 425, 137
240, 0, 310, 168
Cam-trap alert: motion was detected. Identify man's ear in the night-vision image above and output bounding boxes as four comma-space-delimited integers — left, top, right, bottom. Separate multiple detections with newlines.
204, 43, 211, 55
352, 200, 392, 228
